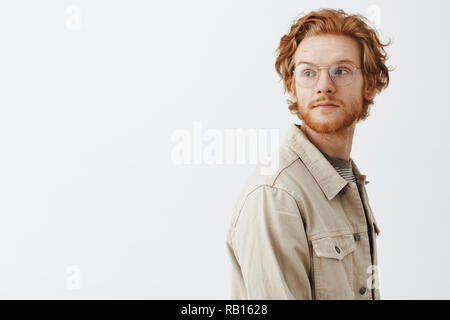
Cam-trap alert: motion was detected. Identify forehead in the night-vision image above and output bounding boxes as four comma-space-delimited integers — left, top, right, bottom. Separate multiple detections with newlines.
293, 34, 361, 66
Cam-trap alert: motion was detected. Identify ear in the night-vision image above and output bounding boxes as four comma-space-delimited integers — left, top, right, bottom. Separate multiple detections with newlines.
364, 74, 376, 100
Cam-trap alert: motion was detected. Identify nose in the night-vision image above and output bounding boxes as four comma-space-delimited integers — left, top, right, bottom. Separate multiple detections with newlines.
315, 68, 336, 95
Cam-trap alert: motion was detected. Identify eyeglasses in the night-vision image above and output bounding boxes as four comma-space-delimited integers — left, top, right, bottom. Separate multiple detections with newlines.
293, 61, 362, 88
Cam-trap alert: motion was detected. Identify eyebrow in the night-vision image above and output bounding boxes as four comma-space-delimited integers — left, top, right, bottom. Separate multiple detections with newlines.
294, 59, 357, 68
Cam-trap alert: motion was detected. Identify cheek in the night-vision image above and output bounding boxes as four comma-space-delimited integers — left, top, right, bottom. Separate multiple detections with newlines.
296, 87, 311, 105
341, 84, 364, 104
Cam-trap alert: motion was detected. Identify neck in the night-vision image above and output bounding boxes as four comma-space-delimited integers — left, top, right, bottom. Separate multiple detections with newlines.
299, 123, 356, 161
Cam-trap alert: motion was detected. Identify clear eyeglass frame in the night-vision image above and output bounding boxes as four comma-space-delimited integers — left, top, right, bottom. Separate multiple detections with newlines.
293, 61, 362, 88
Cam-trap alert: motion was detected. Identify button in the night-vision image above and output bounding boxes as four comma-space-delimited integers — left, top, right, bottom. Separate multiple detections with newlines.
359, 287, 366, 295
353, 233, 360, 241
335, 246, 341, 254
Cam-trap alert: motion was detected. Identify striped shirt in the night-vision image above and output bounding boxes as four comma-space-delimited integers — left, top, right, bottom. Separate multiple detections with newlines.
320, 150, 356, 183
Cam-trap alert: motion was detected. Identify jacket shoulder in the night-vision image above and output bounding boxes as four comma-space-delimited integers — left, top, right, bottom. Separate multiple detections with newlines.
229, 145, 306, 229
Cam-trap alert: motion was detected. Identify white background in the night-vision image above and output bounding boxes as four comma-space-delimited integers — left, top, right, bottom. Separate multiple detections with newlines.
0, 0, 449, 299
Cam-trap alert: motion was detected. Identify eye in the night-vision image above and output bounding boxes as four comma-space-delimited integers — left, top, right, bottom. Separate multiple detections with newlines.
302, 69, 316, 77
334, 68, 350, 75
333, 63, 354, 76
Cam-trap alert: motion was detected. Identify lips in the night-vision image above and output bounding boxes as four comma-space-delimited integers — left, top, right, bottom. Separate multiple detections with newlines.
314, 102, 338, 108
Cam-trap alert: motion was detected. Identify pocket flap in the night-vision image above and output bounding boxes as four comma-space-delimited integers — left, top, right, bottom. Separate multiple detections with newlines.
312, 234, 356, 260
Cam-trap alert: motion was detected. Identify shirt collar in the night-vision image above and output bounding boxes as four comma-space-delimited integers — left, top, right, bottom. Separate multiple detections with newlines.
283, 123, 368, 200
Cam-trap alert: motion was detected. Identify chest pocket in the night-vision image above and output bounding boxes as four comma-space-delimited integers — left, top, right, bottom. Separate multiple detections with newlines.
311, 234, 357, 299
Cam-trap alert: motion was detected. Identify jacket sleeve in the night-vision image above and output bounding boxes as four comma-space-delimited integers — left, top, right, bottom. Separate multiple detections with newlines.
231, 185, 312, 299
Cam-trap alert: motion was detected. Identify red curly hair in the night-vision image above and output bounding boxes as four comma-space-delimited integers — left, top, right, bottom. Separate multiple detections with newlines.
275, 8, 392, 120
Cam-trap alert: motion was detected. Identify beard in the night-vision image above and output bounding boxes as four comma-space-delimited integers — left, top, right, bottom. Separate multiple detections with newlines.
297, 94, 363, 134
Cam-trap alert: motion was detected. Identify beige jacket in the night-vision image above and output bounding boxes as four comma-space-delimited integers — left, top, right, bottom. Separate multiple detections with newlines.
226, 123, 381, 300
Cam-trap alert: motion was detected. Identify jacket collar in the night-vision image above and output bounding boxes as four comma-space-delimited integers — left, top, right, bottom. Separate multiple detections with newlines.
283, 123, 368, 200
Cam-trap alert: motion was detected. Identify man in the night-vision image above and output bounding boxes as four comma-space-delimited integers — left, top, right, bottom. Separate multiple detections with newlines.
226, 8, 391, 300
